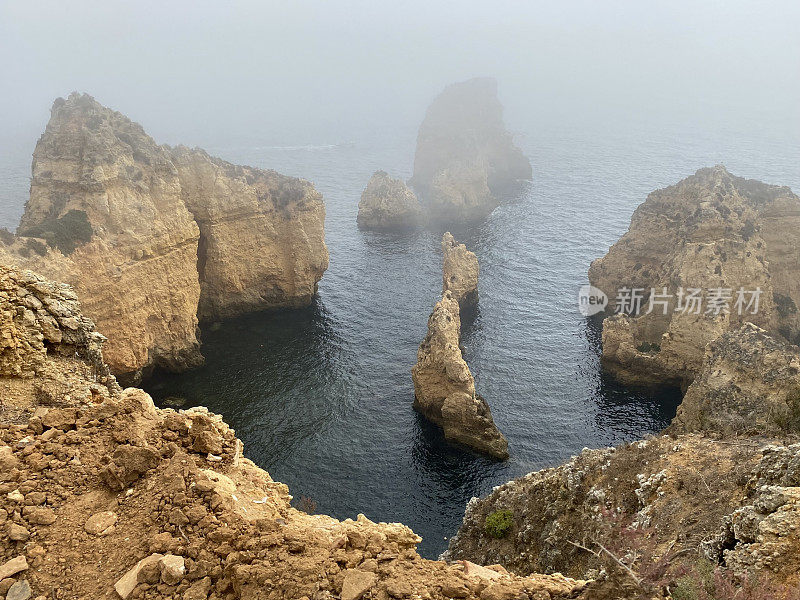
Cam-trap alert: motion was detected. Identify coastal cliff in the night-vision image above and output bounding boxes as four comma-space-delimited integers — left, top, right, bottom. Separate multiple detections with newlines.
0, 264, 585, 600
409, 78, 532, 224
0, 93, 328, 382
589, 166, 800, 389
169, 146, 328, 321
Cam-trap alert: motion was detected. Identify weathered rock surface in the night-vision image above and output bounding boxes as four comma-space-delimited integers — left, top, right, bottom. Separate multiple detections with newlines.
0, 92, 328, 381
672, 323, 800, 436
357, 170, 424, 230
411, 291, 508, 459
169, 146, 328, 320
444, 434, 800, 593
0, 263, 588, 599
410, 78, 531, 224
702, 443, 800, 586
442, 232, 479, 307
589, 166, 800, 389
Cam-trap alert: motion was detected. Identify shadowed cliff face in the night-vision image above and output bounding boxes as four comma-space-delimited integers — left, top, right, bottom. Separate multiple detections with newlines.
1, 92, 328, 381
588, 166, 800, 389
410, 78, 532, 224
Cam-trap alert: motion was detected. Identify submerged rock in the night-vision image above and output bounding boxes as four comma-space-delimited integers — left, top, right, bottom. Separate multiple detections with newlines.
411, 291, 508, 459
589, 166, 800, 389
0, 92, 328, 381
357, 170, 424, 230
442, 232, 479, 307
410, 77, 531, 224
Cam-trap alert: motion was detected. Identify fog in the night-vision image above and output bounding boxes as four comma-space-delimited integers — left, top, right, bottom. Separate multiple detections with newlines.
1, 0, 799, 148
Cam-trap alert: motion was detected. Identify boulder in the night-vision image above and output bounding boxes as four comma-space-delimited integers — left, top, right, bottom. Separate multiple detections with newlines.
442, 232, 479, 307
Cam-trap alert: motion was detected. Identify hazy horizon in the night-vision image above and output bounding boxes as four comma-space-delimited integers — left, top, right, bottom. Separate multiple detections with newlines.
2, 0, 799, 150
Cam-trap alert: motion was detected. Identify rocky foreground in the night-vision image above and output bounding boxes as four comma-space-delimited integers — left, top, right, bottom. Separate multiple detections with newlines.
589, 166, 800, 390
0, 265, 592, 599
444, 323, 800, 598
0, 93, 328, 383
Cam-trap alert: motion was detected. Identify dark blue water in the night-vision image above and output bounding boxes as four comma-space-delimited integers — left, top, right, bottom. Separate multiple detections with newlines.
2, 112, 798, 558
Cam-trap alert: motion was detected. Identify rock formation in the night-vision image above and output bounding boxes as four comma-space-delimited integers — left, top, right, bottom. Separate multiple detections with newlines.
356, 170, 424, 230
409, 78, 532, 224
671, 323, 800, 436
0, 264, 588, 599
169, 146, 328, 320
589, 166, 800, 389
0, 93, 328, 382
442, 232, 479, 307
411, 291, 508, 459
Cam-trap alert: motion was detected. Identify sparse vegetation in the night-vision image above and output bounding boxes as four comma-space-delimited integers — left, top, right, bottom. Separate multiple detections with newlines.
484, 509, 513, 539
636, 341, 661, 353
296, 495, 318, 514
774, 293, 798, 318
19, 209, 93, 255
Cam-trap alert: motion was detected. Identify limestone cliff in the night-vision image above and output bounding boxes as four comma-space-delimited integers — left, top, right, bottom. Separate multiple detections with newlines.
671, 323, 800, 436
169, 146, 328, 320
442, 232, 479, 307
0, 264, 585, 600
411, 291, 508, 459
410, 78, 532, 224
1, 93, 328, 381
356, 170, 424, 230
589, 166, 800, 389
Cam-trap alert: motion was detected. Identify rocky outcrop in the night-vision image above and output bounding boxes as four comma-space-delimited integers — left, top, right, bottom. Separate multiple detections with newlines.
442, 232, 479, 307
0, 264, 587, 600
410, 78, 531, 224
356, 171, 424, 230
0, 93, 328, 381
411, 291, 508, 459
671, 323, 800, 436
444, 434, 800, 594
169, 146, 328, 320
589, 166, 800, 389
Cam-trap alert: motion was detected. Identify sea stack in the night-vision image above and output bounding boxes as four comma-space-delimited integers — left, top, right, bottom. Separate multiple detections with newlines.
410, 77, 531, 224
1, 92, 328, 382
357, 170, 424, 230
588, 166, 800, 389
441, 232, 479, 307
412, 246, 507, 458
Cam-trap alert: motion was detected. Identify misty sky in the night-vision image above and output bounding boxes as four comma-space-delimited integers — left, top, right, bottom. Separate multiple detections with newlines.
1, 0, 799, 147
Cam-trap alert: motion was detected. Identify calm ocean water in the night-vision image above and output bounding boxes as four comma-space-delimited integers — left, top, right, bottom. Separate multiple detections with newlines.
1, 110, 798, 558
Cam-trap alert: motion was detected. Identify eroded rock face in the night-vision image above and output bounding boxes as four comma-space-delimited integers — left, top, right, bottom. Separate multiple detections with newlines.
671, 323, 800, 436
589, 166, 800, 389
169, 146, 328, 320
357, 170, 424, 230
411, 291, 508, 459
442, 232, 479, 307
702, 443, 800, 585
0, 264, 587, 600
1, 93, 328, 381
410, 78, 531, 224
443, 434, 800, 591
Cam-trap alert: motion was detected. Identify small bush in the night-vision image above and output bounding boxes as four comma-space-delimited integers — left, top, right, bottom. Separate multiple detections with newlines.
636, 341, 661, 353
19, 209, 93, 255
484, 509, 514, 539
0, 228, 15, 245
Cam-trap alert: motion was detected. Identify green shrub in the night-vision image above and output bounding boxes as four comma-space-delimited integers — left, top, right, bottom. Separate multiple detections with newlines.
636, 341, 661, 353
484, 509, 513, 539
20, 209, 93, 255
